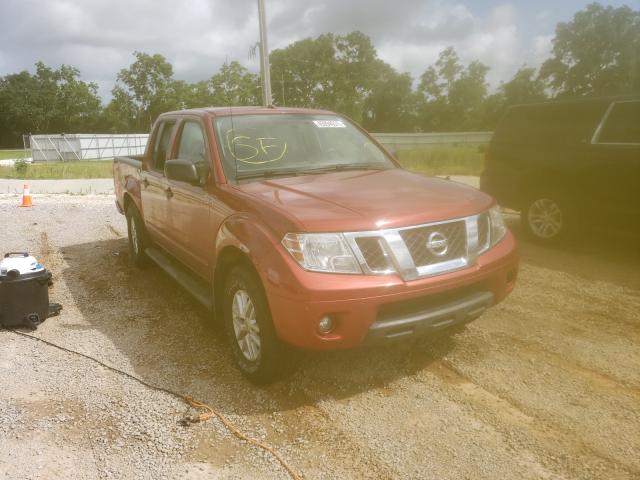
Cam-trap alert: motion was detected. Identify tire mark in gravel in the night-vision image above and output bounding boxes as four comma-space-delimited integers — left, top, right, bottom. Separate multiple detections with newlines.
489, 331, 640, 396
417, 357, 639, 479
38, 231, 53, 263
106, 224, 122, 238
263, 388, 400, 479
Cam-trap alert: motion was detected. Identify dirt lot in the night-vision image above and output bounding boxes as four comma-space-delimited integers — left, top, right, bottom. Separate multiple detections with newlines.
1, 195, 639, 480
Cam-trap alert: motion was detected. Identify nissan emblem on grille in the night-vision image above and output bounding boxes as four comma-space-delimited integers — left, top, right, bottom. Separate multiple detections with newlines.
426, 231, 448, 257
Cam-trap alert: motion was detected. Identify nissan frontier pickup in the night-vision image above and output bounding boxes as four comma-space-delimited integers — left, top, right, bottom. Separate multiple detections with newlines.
113, 107, 518, 383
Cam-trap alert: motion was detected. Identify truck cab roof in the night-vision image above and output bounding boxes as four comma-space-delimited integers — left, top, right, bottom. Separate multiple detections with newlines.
158, 106, 337, 118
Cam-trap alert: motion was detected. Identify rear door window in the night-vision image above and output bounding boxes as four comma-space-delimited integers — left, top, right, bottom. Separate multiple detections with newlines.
152, 120, 176, 172
595, 101, 640, 145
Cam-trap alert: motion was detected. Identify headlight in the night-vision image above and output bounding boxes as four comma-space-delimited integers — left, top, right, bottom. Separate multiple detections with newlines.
489, 206, 507, 246
282, 233, 362, 274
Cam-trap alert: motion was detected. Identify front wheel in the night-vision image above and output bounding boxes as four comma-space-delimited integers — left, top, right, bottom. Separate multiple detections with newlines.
523, 194, 568, 244
223, 264, 291, 384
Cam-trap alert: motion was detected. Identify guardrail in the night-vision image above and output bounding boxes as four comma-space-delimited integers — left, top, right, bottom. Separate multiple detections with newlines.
24, 131, 493, 162
372, 132, 493, 150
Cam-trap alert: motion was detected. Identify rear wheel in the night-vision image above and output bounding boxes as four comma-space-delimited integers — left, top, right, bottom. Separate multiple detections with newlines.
125, 204, 150, 268
223, 264, 291, 384
523, 193, 568, 244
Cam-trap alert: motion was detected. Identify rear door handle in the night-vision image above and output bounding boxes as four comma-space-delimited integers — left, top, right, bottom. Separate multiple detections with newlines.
142, 178, 149, 188
165, 187, 173, 199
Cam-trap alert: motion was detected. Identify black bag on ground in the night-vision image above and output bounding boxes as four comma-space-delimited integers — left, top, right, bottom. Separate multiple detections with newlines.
0, 253, 55, 329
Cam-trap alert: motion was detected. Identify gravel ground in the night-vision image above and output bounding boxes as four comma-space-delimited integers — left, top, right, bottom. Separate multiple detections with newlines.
1, 194, 639, 479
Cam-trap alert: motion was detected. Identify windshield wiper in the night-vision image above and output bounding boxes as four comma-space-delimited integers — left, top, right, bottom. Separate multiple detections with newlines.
235, 169, 301, 181
235, 163, 389, 181
304, 163, 390, 173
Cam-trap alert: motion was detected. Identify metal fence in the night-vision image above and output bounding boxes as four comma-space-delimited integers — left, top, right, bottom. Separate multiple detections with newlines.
28, 134, 148, 162
25, 132, 493, 162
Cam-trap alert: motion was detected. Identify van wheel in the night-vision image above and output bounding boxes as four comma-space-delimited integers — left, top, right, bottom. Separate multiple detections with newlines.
523, 194, 568, 244
223, 264, 289, 384
125, 204, 150, 267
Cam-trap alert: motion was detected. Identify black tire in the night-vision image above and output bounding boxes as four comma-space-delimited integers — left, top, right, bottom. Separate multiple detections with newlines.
223, 264, 290, 384
522, 192, 570, 244
125, 204, 150, 268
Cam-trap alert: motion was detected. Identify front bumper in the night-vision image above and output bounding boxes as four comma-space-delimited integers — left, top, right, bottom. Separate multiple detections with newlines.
363, 290, 494, 345
262, 230, 518, 351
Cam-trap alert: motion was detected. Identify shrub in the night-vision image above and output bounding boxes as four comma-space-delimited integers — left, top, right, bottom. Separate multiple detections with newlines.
14, 159, 28, 176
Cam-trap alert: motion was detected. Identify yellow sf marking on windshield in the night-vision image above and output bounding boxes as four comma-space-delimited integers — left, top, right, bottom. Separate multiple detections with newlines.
225, 130, 288, 164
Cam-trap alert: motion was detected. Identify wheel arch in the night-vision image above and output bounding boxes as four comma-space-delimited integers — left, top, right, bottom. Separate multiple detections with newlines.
213, 216, 278, 320
213, 245, 257, 319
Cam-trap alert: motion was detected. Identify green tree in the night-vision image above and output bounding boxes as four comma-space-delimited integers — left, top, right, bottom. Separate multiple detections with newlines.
209, 61, 260, 106
483, 66, 548, 128
502, 67, 547, 105
539, 3, 640, 96
270, 33, 343, 110
113, 51, 181, 130
363, 65, 417, 132
0, 62, 101, 146
101, 86, 138, 133
416, 47, 491, 131
52, 64, 102, 132
269, 31, 395, 123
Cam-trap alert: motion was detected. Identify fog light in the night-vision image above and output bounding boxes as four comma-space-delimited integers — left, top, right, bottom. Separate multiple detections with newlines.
318, 316, 334, 334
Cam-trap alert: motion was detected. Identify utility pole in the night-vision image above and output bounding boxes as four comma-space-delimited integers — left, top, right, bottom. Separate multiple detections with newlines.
257, 0, 272, 106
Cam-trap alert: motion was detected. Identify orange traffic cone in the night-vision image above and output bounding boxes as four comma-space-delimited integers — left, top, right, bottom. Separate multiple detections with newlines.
19, 184, 33, 207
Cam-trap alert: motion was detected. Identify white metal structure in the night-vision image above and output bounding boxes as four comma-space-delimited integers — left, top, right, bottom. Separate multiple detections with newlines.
24, 132, 491, 162
28, 134, 148, 162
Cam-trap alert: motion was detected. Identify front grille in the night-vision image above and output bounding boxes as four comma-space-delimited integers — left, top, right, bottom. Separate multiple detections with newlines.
399, 221, 467, 267
355, 237, 390, 271
344, 211, 493, 280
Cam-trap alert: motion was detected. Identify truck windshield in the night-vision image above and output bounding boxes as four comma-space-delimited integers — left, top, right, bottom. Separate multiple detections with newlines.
214, 114, 395, 181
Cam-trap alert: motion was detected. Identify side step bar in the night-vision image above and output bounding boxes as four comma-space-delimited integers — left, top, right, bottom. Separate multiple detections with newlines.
145, 247, 213, 311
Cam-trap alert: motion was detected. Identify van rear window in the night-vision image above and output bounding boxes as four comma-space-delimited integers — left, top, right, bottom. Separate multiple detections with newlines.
493, 102, 607, 146
596, 101, 640, 144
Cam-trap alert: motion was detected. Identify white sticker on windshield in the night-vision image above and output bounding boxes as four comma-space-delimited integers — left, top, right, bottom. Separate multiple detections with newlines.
313, 120, 346, 128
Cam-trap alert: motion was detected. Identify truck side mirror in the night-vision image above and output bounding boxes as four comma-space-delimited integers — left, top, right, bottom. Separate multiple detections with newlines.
165, 159, 200, 185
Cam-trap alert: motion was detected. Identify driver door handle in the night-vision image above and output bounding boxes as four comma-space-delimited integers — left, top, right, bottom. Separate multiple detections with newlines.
142, 178, 149, 188
165, 187, 173, 199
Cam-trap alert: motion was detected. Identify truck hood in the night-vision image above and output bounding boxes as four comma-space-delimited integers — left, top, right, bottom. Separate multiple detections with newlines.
237, 169, 493, 232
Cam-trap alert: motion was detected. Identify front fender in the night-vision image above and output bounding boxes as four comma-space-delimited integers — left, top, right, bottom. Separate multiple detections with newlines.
214, 215, 309, 338
215, 213, 281, 274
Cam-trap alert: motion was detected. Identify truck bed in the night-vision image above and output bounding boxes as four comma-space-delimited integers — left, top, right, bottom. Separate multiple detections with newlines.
113, 155, 144, 214
114, 155, 143, 169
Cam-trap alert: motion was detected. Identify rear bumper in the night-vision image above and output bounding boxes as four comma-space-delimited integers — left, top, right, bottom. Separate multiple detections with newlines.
480, 170, 523, 211
262, 230, 518, 351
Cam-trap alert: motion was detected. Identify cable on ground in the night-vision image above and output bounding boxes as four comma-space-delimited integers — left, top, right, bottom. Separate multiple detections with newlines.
4, 329, 302, 480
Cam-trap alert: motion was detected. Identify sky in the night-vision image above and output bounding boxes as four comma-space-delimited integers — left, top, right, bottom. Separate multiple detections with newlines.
0, 0, 638, 102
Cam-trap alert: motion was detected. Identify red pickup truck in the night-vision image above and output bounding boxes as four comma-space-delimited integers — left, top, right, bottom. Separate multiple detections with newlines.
113, 107, 518, 383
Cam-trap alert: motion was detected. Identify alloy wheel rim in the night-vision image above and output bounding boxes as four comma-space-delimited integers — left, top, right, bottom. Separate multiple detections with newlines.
528, 198, 563, 239
232, 289, 261, 362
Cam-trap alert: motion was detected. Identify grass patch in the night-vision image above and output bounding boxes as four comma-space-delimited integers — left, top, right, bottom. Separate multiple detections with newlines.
396, 144, 486, 176
0, 144, 484, 179
0, 160, 113, 179
0, 149, 29, 160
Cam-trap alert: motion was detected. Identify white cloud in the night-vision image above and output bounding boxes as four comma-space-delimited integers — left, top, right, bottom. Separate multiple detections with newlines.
0, 0, 557, 101
533, 34, 554, 65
